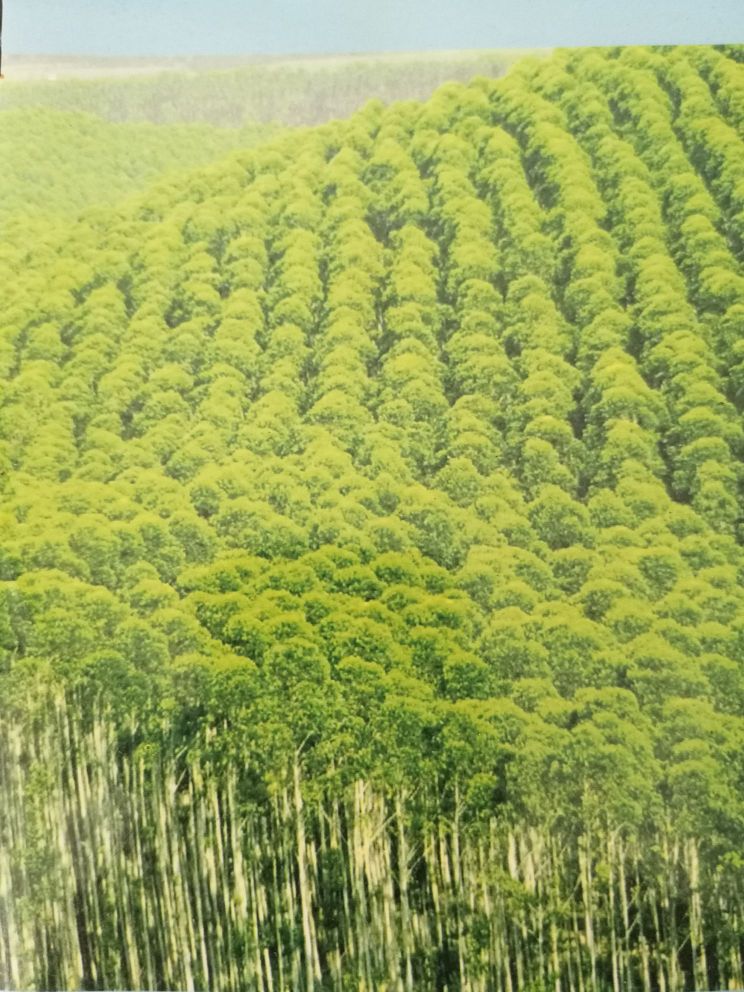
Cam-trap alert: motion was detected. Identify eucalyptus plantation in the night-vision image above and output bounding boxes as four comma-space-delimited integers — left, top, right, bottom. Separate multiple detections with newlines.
1, 43, 744, 992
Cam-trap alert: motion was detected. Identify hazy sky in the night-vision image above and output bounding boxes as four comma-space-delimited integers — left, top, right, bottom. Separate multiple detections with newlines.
7, 0, 744, 56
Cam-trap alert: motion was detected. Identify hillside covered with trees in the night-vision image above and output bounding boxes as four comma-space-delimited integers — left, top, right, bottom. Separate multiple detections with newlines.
0, 108, 278, 223
1, 44, 744, 992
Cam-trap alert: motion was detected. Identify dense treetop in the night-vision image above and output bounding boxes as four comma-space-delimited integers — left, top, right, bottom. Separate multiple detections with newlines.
1, 43, 744, 992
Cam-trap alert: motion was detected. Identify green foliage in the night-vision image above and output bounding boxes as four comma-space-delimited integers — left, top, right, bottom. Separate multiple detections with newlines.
1, 43, 744, 992
0, 108, 278, 223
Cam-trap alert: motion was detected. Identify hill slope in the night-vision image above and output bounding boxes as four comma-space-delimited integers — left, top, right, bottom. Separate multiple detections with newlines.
0, 108, 278, 223
1, 44, 744, 992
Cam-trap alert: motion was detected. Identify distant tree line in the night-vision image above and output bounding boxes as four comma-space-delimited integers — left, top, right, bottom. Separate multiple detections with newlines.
0, 52, 522, 127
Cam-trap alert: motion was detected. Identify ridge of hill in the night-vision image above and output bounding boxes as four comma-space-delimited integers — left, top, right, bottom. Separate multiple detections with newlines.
1, 43, 744, 992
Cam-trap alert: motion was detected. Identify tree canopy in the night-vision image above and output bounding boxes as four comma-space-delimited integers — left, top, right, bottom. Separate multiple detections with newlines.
1, 42, 744, 992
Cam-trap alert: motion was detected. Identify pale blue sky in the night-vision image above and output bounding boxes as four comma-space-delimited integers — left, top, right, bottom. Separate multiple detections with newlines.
7, 0, 744, 56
